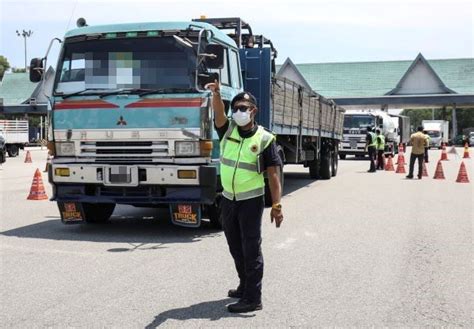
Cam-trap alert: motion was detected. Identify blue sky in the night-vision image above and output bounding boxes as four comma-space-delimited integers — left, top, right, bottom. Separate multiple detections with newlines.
0, 0, 472, 70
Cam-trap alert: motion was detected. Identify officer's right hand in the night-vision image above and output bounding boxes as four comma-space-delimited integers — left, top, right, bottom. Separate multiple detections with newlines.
204, 80, 220, 93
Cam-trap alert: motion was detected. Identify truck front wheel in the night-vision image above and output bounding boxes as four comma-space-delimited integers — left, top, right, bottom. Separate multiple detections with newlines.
82, 203, 116, 223
339, 153, 346, 160
7, 145, 19, 157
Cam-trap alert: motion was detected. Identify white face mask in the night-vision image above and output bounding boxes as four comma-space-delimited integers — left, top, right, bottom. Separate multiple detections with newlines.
232, 110, 252, 127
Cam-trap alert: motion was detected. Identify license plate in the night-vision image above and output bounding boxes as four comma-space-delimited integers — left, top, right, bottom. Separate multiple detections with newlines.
350, 140, 357, 149
58, 202, 84, 224
109, 166, 131, 183
170, 204, 201, 228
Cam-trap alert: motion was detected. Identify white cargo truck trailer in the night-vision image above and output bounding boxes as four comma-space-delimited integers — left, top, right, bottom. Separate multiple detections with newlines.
0, 120, 29, 157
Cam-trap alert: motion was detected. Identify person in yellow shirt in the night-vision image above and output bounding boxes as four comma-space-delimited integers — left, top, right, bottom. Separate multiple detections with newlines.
407, 126, 428, 179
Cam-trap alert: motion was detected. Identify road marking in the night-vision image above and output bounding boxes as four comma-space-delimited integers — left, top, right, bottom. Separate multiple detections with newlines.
275, 237, 297, 249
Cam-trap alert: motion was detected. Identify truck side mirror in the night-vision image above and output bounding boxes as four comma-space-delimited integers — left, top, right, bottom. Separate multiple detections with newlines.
202, 44, 224, 69
198, 72, 220, 89
29, 58, 44, 82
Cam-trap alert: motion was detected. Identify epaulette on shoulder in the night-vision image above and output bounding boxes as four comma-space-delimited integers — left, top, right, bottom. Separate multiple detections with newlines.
262, 127, 276, 136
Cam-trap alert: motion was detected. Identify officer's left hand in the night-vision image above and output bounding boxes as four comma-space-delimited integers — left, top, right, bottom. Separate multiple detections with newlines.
271, 209, 283, 228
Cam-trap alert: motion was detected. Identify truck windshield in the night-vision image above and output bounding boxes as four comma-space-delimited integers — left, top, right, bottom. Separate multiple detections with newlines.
343, 115, 375, 129
55, 37, 196, 95
426, 130, 441, 138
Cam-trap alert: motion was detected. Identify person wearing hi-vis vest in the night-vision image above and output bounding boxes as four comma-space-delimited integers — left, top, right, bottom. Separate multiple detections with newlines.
375, 128, 385, 170
205, 80, 283, 313
365, 126, 377, 172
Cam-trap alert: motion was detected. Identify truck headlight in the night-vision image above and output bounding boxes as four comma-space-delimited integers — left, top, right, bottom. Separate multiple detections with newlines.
55, 142, 75, 156
175, 141, 200, 156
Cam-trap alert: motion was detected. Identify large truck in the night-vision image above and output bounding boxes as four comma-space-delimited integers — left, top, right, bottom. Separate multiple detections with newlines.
422, 120, 449, 148
29, 17, 343, 228
339, 109, 396, 159
389, 114, 411, 148
0, 120, 29, 157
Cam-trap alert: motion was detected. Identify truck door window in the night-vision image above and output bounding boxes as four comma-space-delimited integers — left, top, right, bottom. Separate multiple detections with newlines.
229, 50, 241, 89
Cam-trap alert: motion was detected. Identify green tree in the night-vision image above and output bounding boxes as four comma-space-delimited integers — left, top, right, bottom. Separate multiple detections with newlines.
12, 67, 26, 73
0, 55, 10, 80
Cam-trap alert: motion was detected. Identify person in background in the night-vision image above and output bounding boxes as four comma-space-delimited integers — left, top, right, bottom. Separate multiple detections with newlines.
375, 129, 385, 170
407, 126, 428, 179
423, 130, 430, 163
365, 126, 377, 172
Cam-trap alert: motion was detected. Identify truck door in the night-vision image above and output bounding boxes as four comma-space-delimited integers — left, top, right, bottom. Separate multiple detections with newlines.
238, 47, 272, 128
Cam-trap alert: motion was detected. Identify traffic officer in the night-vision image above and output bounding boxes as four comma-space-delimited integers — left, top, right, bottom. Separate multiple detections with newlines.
205, 81, 283, 313
365, 126, 377, 172
375, 128, 385, 170
423, 130, 430, 162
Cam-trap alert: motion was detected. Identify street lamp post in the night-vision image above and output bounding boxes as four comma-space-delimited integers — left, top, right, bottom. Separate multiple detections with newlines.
16, 29, 33, 71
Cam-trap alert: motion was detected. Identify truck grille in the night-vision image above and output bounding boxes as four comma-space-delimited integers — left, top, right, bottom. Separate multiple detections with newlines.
80, 141, 169, 158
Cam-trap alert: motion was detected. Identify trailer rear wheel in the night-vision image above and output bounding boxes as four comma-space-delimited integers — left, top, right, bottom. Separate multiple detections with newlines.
7, 145, 19, 157
319, 155, 331, 179
82, 203, 115, 223
308, 159, 320, 179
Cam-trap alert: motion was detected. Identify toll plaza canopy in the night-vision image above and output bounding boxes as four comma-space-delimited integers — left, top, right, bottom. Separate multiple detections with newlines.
277, 53, 474, 108
277, 53, 474, 136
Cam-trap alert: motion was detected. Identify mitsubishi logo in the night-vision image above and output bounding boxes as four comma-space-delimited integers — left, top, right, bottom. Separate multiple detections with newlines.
116, 115, 127, 126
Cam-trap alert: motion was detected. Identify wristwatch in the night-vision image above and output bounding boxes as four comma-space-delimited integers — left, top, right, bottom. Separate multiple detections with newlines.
272, 203, 282, 211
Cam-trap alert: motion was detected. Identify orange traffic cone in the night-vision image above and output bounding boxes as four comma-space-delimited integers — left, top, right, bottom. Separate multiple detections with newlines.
440, 146, 448, 161
399, 143, 404, 153
463, 143, 470, 159
27, 169, 48, 200
395, 160, 406, 174
43, 154, 52, 173
455, 162, 470, 183
422, 162, 429, 177
385, 155, 395, 171
433, 160, 445, 180
24, 150, 32, 163
396, 152, 406, 165
442, 142, 446, 151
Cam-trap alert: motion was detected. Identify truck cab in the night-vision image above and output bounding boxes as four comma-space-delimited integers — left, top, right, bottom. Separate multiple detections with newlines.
30, 19, 243, 227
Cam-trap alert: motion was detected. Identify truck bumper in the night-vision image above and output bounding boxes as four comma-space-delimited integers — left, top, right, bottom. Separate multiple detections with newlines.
49, 163, 217, 205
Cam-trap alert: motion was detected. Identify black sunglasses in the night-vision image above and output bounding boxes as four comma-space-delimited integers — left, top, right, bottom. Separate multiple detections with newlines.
231, 105, 253, 113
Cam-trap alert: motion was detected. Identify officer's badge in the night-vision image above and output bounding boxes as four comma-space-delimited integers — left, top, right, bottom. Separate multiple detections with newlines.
243, 93, 250, 100
250, 144, 258, 153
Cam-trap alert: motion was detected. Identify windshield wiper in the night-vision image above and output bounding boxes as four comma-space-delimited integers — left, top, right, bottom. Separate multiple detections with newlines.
98, 88, 154, 98
138, 88, 196, 97
59, 88, 111, 99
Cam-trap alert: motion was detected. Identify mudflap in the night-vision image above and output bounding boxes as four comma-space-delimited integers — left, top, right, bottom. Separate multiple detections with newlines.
58, 201, 85, 224
169, 204, 201, 228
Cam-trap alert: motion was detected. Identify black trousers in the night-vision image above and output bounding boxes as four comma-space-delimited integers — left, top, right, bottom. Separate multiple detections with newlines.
367, 146, 376, 171
376, 150, 385, 170
409, 153, 424, 177
221, 195, 264, 303
424, 147, 429, 163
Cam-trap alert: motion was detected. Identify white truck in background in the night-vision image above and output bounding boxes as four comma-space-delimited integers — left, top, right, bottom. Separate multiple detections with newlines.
339, 109, 396, 159
0, 120, 29, 157
390, 114, 411, 149
422, 120, 449, 149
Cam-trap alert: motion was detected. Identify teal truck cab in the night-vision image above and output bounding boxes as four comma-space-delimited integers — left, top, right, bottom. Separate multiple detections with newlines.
30, 17, 344, 228
30, 19, 242, 227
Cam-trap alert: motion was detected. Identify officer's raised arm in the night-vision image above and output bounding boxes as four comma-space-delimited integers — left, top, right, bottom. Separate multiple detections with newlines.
205, 80, 228, 128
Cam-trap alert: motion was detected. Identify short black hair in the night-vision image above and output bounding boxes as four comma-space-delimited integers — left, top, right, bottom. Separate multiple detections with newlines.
231, 92, 257, 109
366, 126, 372, 132
376, 128, 381, 134
417, 126, 423, 132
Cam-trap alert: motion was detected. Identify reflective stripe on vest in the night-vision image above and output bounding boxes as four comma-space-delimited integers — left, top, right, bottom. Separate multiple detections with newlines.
220, 121, 275, 201
377, 134, 385, 150
369, 132, 377, 147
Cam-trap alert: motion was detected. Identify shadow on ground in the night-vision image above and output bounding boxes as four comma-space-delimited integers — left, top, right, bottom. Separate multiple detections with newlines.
1, 206, 220, 246
144, 298, 254, 328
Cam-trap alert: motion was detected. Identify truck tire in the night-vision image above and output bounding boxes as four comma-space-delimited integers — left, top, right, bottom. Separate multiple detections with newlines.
308, 156, 319, 179
331, 151, 338, 176
207, 195, 222, 229
264, 164, 284, 207
82, 203, 115, 223
7, 145, 19, 157
319, 154, 331, 179
339, 153, 346, 160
